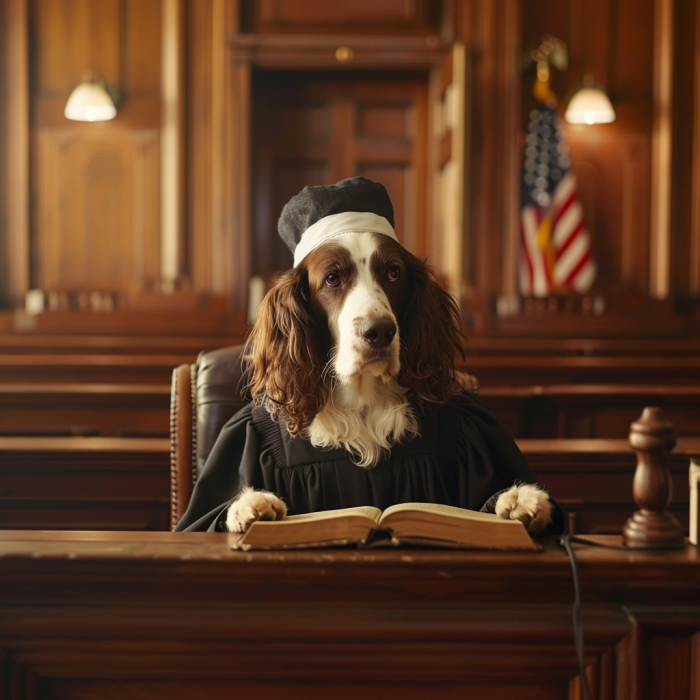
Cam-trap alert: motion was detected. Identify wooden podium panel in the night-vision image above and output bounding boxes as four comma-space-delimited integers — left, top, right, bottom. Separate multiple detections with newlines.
0, 531, 699, 699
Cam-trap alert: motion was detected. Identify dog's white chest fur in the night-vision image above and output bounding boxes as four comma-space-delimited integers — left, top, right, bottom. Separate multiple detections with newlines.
307, 376, 418, 468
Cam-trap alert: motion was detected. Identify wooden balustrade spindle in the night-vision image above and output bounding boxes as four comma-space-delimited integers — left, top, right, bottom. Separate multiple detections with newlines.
623, 407, 685, 548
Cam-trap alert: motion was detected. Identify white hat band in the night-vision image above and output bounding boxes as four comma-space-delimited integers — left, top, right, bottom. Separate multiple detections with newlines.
293, 212, 398, 267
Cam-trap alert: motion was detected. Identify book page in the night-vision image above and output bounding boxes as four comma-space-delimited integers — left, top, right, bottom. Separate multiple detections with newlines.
235, 506, 382, 550
377, 502, 538, 550
379, 502, 514, 526
283, 506, 382, 524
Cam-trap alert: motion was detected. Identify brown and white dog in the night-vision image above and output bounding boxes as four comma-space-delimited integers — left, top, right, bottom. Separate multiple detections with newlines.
225, 221, 553, 535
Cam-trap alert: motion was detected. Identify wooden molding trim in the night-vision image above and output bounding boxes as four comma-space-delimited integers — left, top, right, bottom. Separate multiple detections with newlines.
228, 34, 449, 70
161, 0, 185, 288
650, 0, 674, 299
1, 0, 30, 307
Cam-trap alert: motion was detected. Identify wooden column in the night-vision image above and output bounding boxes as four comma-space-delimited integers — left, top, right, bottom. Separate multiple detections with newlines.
468, 0, 522, 299
0, 0, 30, 307
650, 0, 674, 299
187, 0, 250, 313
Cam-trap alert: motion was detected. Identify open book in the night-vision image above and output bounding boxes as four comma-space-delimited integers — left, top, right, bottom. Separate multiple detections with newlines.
231, 502, 540, 551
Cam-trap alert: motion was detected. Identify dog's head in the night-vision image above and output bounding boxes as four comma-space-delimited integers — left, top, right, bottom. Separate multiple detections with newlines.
245, 231, 466, 435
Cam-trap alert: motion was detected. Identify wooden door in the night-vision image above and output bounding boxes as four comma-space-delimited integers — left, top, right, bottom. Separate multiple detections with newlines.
252, 71, 428, 278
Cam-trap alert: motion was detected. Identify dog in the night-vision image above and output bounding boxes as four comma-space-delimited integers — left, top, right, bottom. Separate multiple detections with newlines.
224, 221, 554, 536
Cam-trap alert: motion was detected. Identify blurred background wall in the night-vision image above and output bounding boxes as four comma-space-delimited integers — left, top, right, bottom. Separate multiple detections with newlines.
0, 0, 698, 336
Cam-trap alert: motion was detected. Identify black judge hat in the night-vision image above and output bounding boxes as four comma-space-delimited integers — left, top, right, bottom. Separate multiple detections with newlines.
278, 177, 398, 267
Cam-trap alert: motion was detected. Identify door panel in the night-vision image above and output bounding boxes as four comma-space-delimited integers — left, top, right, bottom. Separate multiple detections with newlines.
252, 71, 428, 279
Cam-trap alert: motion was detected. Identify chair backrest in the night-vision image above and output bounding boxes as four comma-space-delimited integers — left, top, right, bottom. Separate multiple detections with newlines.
193, 345, 250, 474
170, 345, 248, 529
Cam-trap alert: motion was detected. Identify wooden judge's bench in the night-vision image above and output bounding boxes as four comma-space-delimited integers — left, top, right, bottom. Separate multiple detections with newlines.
0, 531, 698, 700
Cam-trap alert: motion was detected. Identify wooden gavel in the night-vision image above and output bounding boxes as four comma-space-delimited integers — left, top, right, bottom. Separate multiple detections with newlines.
623, 407, 685, 548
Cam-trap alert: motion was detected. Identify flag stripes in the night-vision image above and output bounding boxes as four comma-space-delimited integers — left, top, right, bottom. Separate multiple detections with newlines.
519, 105, 596, 296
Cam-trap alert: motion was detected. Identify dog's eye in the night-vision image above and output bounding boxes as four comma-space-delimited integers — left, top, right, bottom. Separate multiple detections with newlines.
387, 266, 401, 282
325, 271, 341, 287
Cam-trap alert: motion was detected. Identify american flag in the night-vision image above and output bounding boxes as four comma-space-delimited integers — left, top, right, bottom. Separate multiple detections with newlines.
519, 103, 596, 296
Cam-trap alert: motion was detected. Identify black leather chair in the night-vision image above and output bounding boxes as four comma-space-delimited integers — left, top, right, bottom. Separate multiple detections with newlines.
170, 346, 248, 530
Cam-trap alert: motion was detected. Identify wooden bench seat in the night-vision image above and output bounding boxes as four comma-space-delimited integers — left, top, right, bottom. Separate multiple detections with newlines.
0, 354, 193, 383
0, 437, 170, 530
459, 355, 700, 385
480, 384, 700, 438
0, 334, 242, 355
1, 435, 697, 535
0, 383, 171, 437
519, 437, 700, 535
467, 336, 700, 356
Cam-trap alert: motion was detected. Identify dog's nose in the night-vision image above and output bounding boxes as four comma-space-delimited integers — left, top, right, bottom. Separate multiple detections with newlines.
359, 317, 397, 348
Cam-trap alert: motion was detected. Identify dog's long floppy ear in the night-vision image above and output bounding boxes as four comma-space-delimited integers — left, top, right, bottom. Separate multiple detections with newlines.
244, 268, 327, 435
399, 255, 467, 404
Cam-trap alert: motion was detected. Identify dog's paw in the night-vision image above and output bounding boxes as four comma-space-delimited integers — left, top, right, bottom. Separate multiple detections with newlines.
455, 371, 479, 395
226, 487, 287, 533
495, 483, 552, 535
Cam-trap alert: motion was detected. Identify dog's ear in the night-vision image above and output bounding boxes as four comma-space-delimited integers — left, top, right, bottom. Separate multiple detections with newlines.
244, 268, 328, 434
399, 256, 467, 403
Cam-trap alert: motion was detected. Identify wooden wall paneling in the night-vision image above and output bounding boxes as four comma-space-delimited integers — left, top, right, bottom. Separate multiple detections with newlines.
518, 0, 655, 299
691, 0, 700, 295
30, 0, 164, 295
227, 0, 252, 314
565, 129, 652, 294
650, 0, 674, 299
668, 0, 695, 296
0, 0, 30, 308
227, 60, 252, 314
499, 0, 521, 298
469, 0, 522, 300
187, 0, 249, 312
187, 0, 214, 294
242, 0, 444, 36
33, 130, 161, 291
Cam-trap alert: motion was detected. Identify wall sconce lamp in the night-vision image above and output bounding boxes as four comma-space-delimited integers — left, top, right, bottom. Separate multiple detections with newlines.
64, 79, 117, 122
565, 75, 616, 125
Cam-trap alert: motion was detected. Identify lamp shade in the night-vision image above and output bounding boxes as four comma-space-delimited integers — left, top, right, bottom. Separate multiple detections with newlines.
64, 81, 117, 122
565, 86, 615, 124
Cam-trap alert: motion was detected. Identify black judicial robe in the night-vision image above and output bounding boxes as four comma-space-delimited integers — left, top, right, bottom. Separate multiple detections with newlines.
175, 391, 566, 535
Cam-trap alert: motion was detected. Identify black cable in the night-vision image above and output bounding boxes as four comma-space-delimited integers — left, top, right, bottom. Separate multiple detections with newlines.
560, 535, 592, 700
558, 533, 683, 700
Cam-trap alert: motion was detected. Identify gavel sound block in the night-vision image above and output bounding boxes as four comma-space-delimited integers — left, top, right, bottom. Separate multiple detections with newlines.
623, 407, 686, 548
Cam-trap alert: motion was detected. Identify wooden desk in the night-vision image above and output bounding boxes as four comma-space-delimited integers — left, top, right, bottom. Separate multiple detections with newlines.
0, 531, 698, 699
